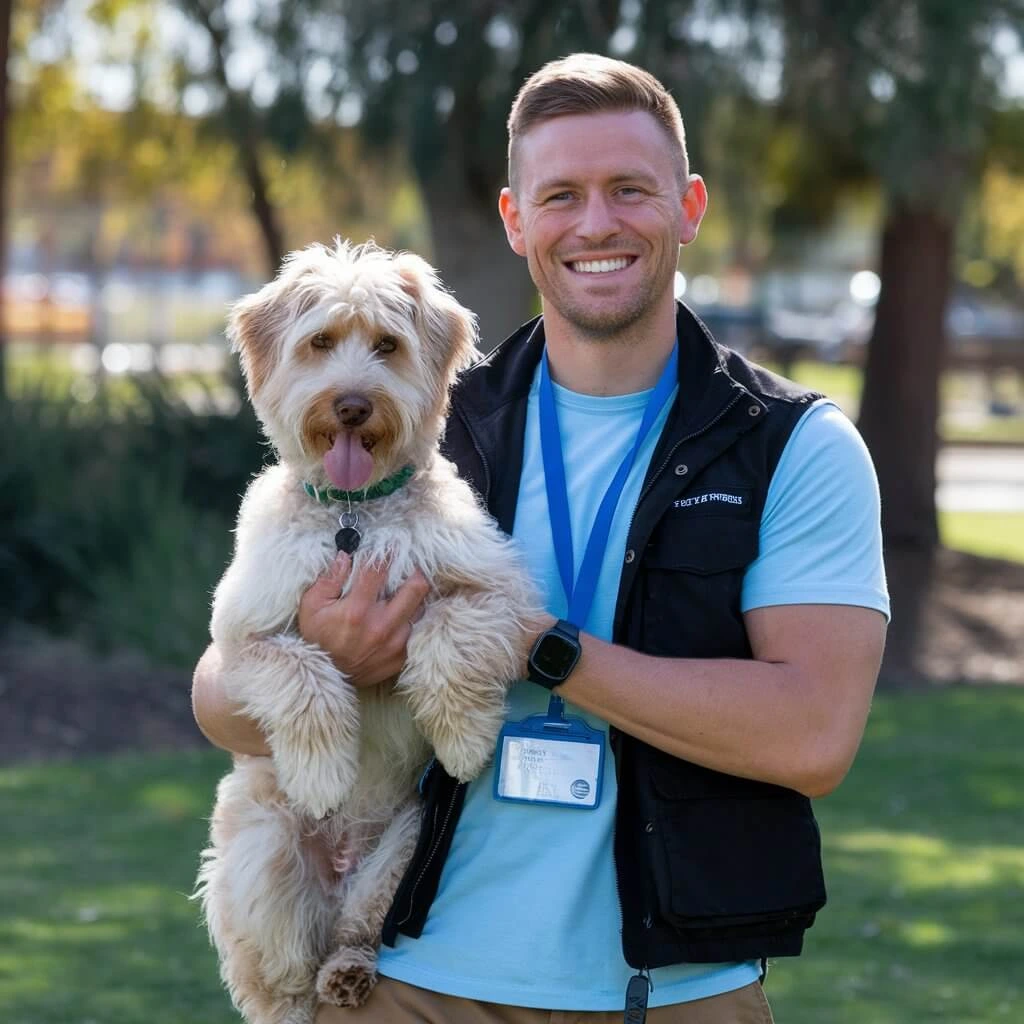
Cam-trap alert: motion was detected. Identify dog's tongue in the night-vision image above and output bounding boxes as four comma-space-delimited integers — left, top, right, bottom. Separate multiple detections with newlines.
323, 433, 374, 490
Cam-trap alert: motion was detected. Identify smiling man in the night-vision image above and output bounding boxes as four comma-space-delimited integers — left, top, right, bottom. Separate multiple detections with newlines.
194, 54, 889, 1024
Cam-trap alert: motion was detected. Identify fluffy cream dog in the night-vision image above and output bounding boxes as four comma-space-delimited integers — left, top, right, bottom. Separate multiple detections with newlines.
196, 240, 538, 1024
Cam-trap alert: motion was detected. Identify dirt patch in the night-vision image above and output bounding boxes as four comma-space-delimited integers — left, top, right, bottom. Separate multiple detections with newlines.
1, 547, 1022, 764
881, 548, 1024, 687
0, 627, 205, 765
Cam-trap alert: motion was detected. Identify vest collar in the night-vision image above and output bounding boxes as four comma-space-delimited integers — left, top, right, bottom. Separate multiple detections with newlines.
453, 302, 763, 428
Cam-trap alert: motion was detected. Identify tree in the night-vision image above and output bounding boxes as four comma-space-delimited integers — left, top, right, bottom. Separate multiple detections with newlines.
176, 0, 286, 275
765, 1, 1022, 676
169, 1, 754, 345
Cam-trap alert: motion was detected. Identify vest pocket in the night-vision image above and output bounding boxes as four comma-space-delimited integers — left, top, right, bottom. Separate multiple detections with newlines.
641, 518, 758, 659
647, 758, 827, 933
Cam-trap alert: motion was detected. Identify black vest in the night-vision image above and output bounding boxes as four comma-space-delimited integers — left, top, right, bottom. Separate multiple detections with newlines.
383, 303, 828, 968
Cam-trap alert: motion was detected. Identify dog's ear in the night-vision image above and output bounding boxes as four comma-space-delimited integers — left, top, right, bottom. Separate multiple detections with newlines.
226, 281, 289, 397
394, 253, 479, 388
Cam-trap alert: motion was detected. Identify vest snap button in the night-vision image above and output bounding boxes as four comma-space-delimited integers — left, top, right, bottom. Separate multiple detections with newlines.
624, 549, 635, 564
748, 404, 761, 417
644, 821, 654, 834
674, 463, 688, 476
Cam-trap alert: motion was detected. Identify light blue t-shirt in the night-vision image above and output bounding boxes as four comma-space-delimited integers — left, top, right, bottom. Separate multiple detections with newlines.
378, 379, 889, 1009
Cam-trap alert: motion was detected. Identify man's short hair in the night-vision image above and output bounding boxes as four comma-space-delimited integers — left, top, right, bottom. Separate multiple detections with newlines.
507, 53, 689, 193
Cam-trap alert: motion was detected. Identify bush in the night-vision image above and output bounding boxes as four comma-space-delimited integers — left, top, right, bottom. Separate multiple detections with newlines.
0, 378, 267, 667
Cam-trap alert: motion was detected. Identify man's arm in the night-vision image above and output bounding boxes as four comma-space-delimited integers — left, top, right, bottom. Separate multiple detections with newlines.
555, 603, 886, 798
191, 552, 430, 757
192, 644, 271, 756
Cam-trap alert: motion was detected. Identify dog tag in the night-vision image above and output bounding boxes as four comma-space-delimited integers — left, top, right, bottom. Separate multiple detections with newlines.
335, 510, 361, 554
335, 526, 361, 554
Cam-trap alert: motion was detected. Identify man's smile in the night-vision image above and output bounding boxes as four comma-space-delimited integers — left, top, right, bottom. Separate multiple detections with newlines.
566, 256, 638, 274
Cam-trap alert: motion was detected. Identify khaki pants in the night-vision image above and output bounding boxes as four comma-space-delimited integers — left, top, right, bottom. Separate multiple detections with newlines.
315, 977, 774, 1024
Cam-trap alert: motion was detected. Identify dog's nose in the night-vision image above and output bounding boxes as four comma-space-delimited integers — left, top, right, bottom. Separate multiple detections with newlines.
334, 394, 373, 427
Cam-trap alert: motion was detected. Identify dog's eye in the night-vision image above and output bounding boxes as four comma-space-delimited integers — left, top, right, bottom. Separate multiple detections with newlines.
311, 331, 333, 350
375, 335, 398, 354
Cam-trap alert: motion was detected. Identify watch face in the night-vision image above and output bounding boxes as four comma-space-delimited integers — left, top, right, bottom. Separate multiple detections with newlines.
533, 633, 578, 679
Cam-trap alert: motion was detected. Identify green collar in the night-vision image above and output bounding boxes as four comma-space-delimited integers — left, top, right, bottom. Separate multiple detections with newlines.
303, 465, 415, 505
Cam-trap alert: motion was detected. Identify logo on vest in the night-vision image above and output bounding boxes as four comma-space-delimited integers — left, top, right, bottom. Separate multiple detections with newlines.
673, 491, 746, 509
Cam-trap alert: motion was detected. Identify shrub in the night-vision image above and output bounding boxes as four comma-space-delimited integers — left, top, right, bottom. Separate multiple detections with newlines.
0, 377, 266, 667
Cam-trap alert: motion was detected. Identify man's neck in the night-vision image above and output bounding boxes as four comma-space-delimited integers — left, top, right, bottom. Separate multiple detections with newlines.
542, 303, 678, 396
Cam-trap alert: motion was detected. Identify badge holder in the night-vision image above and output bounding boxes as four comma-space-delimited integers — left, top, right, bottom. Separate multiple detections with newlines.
494, 695, 605, 809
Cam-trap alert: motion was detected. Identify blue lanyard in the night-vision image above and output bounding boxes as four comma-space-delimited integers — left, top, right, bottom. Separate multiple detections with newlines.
539, 342, 679, 633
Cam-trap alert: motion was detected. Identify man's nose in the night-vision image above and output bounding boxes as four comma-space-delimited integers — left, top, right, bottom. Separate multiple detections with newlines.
576, 193, 619, 241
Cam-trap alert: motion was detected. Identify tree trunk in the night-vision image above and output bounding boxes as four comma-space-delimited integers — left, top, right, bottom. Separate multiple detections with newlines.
857, 199, 955, 684
420, 172, 537, 353
185, 0, 284, 277
0, 0, 12, 400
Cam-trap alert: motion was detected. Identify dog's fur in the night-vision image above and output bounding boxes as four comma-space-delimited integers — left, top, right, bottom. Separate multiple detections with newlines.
195, 240, 538, 1024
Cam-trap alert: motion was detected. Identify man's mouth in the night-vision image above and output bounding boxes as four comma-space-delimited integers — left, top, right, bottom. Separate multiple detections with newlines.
568, 256, 636, 274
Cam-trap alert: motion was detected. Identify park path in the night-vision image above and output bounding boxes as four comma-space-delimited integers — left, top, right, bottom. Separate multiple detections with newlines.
938, 446, 1024, 512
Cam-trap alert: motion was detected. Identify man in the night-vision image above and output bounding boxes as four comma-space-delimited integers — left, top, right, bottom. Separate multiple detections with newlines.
194, 54, 889, 1023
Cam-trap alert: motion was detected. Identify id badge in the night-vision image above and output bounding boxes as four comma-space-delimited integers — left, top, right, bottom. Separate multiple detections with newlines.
494, 706, 605, 809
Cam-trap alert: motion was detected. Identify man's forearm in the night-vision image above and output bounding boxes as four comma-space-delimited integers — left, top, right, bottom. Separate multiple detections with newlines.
554, 605, 885, 798
192, 644, 271, 757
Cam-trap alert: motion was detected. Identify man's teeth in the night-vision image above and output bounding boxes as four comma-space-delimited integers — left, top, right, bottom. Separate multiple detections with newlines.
571, 257, 631, 274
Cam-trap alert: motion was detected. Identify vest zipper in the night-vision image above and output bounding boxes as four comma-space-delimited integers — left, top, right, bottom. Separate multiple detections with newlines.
618, 390, 746, 967
394, 780, 462, 929
634, 392, 745, 516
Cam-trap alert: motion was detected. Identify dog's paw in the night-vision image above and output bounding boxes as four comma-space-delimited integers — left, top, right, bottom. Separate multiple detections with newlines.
316, 945, 378, 1008
432, 732, 496, 783
276, 748, 359, 820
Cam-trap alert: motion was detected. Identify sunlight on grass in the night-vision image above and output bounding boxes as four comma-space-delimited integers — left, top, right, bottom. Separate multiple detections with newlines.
941, 511, 1024, 564
897, 920, 957, 947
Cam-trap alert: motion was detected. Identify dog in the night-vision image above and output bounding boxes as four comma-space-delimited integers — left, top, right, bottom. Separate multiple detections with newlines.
195, 240, 538, 1024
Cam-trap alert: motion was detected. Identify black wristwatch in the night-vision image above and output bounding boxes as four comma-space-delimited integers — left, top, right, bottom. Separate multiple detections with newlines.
527, 619, 582, 690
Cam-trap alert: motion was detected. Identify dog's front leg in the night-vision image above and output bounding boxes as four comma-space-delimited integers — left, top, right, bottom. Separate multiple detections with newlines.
398, 590, 529, 781
227, 634, 361, 818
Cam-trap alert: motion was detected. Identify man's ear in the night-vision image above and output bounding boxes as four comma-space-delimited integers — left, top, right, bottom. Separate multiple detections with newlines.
499, 188, 527, 257
680, 175, 708, 246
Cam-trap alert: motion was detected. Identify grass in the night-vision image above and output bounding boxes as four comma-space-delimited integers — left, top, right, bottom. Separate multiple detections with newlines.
941, 511, 1024, 564
0, 750, 233, 1024
2, 691, 1023, 1023
768, 689, 1024, 1023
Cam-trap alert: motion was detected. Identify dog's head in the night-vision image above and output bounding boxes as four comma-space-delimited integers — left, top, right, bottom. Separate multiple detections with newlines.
228, 239, 478, 487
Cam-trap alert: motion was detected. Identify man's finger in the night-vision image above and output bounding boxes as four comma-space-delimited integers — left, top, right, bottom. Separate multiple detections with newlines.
386, 570, 431, 626
302, 552, 352, 606
349, 558, 391, 604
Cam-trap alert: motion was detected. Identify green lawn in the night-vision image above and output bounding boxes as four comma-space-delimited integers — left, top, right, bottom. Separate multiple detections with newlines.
941, 511, 1024, 564
2, 690, 1023, 1023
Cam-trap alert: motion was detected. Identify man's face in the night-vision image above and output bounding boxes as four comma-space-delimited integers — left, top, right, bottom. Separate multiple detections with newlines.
499, 110, 706, 340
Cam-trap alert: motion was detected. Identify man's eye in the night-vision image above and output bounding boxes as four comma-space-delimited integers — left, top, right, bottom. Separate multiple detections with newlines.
546, 192, 573, 203
311, 331, 333, 349
375, 335, 398, 354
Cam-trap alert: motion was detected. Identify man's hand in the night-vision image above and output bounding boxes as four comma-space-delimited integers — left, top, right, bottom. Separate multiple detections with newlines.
298, 552, 431, 688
